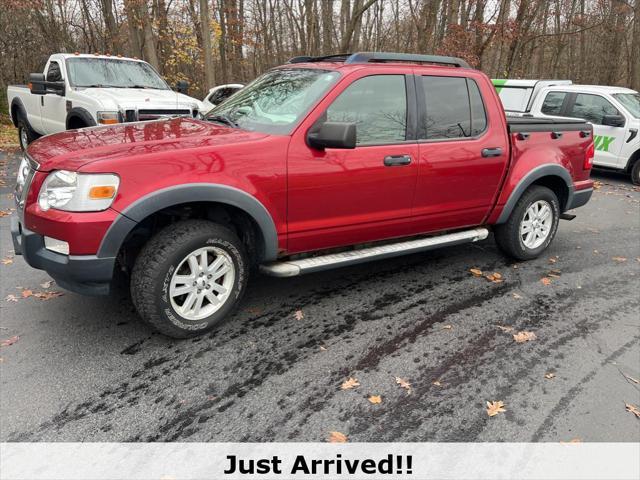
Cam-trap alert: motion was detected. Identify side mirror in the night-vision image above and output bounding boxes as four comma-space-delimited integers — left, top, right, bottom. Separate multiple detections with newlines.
602, 114, 625, 128
307, 122, 357, 150
48, 81, 66, 96
29, 73, 46, 95
175, 80, 189, 94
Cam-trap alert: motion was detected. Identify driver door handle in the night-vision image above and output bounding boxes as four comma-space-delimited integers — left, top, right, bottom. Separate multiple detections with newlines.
384, 155, 412, 166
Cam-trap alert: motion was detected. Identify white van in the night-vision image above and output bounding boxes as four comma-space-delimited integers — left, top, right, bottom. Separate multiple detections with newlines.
528, 85, 640, 184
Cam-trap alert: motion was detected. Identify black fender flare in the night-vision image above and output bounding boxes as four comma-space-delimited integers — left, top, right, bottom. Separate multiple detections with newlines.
10, 98, 28, 127
97, 184, 280, 262
65, 107, 97, 129
496, 164, 574, 224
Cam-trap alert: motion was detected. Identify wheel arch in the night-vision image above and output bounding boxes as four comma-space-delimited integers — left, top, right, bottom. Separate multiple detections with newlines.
98, 184, 279, 264
65, 107, 96, 130
496, 164, 573, 224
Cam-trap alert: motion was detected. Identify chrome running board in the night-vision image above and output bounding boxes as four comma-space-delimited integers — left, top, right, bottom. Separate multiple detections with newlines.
260, 227, 489, 277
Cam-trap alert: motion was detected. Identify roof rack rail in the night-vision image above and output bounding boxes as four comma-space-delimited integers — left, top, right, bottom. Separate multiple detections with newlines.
346, 52, 470, 68
287, 52, 470, 68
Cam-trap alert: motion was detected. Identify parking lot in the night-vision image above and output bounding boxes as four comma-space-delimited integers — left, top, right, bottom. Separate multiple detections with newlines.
1, 149, 639, 443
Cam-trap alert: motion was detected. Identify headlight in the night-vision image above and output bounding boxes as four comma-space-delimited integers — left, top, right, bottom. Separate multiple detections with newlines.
97, 111, 120, 125
38, 170, 119, 212
15, 156, 30, 199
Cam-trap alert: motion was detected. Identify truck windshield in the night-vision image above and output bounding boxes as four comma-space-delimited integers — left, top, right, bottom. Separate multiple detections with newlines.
612, 93, 640, 119
205, 68, 340, 134
66, 58, 169, 90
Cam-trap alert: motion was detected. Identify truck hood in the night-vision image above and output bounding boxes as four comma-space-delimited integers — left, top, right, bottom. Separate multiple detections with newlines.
27, 118, 270, 172
74, 87, 203, 111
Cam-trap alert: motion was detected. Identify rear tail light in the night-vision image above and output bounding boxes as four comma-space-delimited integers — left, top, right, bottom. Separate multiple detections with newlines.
584, 141, 594, 170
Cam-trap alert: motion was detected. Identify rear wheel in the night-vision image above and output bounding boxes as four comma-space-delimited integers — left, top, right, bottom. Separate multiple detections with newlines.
494, 185, 560, 261
130, 220, 249, 338
17, 116, 38, 150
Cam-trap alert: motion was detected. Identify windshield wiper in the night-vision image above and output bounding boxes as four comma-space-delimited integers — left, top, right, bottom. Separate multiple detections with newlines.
207, 113, 238, 128
130, 85, 164, 89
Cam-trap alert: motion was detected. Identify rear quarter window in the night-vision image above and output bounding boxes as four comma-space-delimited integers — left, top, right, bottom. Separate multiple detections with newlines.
541, 92, 567, 115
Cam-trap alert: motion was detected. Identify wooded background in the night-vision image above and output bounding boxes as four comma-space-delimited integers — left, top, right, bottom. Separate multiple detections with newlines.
1, 0, 638, 111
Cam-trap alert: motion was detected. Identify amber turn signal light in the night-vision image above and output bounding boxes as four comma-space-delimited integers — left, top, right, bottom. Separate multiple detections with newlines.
89, 186, 116, 199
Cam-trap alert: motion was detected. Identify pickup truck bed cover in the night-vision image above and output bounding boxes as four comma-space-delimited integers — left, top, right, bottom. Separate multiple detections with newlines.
506, 116, 589, 132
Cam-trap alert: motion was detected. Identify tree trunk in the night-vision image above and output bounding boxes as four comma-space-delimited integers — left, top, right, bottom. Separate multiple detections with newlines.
200, 0, 216, 89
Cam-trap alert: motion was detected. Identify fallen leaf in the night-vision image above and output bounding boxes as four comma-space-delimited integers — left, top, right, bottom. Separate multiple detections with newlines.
486, 400, 506, 417
625, 403, 640, 419
294, 310, 304, 321
319, 345, 327, 351
0, 210, 10, 217
623, 374, 639, 384
549, 257, 558, 264
341, 377, 360, 390
496, 325, 515, 333
21, 289, 33, 298
512, 293, 522, 299
485, 272, 503, 283
513, 331, 537, 343
1, 257, 13, 265
40, 280, 54, 289
368, 395, 382, 404
612, 256, 627, 263
470, 268, 483, 277
395, 377, 412, 394
545, 372, 556, 379
328, 431, 348, 443
561, 438, 582, 444
33, 291, 64, 301
432, 380, 443, 387
441, 324, 453, 330
1, 336, 19, 347
541, 277, 552, 286
5, 294, 18, 302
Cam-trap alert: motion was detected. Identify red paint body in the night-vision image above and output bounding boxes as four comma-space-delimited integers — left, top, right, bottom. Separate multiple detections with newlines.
23, 62, 593, 257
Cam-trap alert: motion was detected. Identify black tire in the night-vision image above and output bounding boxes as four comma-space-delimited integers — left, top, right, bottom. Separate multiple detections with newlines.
17, 115, 39, 151
130, 220, 249, 338
631, 159, 640, 186
494, 185, 560, 261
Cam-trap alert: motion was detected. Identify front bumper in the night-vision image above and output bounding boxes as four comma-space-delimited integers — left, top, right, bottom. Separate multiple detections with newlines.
11, 217, 115, 296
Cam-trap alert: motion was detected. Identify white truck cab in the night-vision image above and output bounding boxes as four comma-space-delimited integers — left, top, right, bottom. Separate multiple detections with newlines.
492, 79, 574, 115
8, 53, 204, 150
528, 85, 640, 184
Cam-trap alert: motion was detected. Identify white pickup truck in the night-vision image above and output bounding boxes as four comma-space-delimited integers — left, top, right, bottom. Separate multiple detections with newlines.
7, 53, 204, 150
493, 79, 640, 185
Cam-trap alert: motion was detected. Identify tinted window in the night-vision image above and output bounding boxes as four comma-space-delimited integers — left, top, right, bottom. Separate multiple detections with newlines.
326, 75, 407, 145
420, 76, 486, 139
46, 62, 62, 82
567, 93, 620, 125
541, 92, 567, 115
209, 87, 239, 105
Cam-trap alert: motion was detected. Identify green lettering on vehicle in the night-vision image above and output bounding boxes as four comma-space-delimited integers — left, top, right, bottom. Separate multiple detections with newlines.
593, 135, 615, 152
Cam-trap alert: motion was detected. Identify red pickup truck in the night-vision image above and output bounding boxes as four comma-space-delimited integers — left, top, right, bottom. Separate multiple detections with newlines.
12, 52, 594, 338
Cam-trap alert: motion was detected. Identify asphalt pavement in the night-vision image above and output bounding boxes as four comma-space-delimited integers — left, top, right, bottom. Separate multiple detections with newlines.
1, 150, 639, 442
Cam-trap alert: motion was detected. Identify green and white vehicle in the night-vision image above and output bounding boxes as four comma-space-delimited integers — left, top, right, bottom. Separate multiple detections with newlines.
493, 79, 640, 185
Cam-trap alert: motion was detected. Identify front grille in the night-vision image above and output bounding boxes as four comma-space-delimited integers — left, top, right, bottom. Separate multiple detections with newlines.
137, 109, 191, 121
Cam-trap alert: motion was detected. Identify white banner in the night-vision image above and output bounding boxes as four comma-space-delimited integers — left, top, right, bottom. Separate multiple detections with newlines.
1, 442, 638, 480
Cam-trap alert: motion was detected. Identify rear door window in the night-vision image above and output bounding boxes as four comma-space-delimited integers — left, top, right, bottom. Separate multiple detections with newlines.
567, 93, 620, 125
540, 92, 567, 115
420, 76, 487, 140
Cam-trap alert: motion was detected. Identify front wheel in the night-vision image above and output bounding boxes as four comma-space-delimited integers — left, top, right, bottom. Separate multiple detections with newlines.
130, 220, 249, 338
631, 159, 640, 186
494, 185, 560, 261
